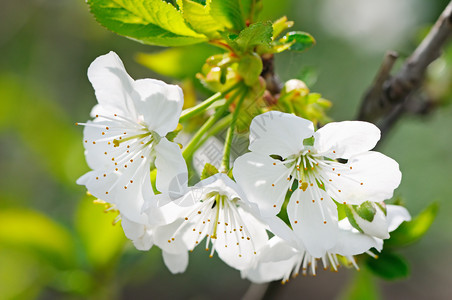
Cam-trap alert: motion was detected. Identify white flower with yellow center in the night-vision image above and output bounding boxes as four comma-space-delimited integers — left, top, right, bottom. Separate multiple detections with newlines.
76, 52, 187, 226
234, 111, 401, 257
242, 204, 410, 283
153, 173, 269, 272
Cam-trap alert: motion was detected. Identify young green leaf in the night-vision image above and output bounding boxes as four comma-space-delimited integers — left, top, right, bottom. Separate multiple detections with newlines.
136, 43, 221, 79
88, 0, 207, 46
234, 21, 273, 52
210, 0, 245, 31
240, 0, 263, 24
237, 53, 263, 85
178, 0, 224, 37
272, 16, 293, 39
385, 202, 438, 248
366, 251, 410, 280
201, 163, 219, 180
280, 31, 316, 52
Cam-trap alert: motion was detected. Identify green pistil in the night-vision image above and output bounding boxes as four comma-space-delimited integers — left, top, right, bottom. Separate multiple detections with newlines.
211, 194, 223, 239
112, 131, 158, 147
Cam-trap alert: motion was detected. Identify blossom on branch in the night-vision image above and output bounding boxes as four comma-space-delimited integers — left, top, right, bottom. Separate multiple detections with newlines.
154, 173, 269, 272
234, 111, 402, 257
77, 51, 187, 235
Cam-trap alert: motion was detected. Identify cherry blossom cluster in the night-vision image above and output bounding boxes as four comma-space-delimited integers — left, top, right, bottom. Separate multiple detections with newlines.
77, 52, 410, 282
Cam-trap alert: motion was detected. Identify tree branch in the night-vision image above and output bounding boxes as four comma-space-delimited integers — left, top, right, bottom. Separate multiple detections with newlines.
358, 1, 452, 137
243, 3, 452, 300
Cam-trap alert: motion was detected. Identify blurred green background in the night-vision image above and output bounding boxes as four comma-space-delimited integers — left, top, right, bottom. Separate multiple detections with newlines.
0, 0, 451, 299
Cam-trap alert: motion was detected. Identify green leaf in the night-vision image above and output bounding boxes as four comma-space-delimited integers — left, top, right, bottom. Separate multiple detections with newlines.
75, 196, 126, 270
340, 268, 380, 300
210, 0, 244, 31
366, 251, 410, 280
240, 0, 263, 24
136, 43, 221, 79
234, 21, 273, 52
280, 31, 316, 52
237, 53, 263, 85
353, 201, 377, 222
178, 0, 224, 37
272, 16, 293, 39
385, 202, 438, 248
88, 0, 207, 47
201, 163, 219, 180
0, 208, 76, 269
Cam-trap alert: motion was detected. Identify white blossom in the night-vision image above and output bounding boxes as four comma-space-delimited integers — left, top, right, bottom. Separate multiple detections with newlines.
77, 51, 187, 231
242, 204, 410, 283
153, 173, 269, 272
234, 111, 401, 257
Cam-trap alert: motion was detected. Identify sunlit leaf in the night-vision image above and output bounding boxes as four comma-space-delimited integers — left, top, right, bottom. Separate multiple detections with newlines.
366, 251, 410, 280
279, 31, 315, 52
234, 21, 273, 52
240, 0, 263, 24
179, 0, 224, 37
136, 44, 221, 79
75, 196, 126, 270
0, 208, 76, 269
88, 0, 207, 46
385, 202, 438, 248
272, 16, 293, 39
210, 0, 244, 31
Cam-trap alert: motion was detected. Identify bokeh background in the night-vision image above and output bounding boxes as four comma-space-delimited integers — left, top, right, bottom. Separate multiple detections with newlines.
0, 0, 451, 299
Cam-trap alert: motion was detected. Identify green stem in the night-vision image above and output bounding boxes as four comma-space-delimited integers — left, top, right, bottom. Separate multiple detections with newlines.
221, 89, 248, 171
196, 114, 232, 147
182, 87, 244, 161
179, 83, 240, 123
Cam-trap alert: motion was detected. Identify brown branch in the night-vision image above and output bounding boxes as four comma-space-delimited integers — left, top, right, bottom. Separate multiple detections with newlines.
358, 1, 452, 137
261, 53, 283, 95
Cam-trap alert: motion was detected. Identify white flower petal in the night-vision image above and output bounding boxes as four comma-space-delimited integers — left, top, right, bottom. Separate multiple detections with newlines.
264, 216, 300, 247
387, 205, 411, 232
314, 121, 380, 159
241, 236, 300, 283
233, 152, 291, 217
153, 219, 189, 255
287, 188, 339, 257
353, 204, 390, 239
87, 51, 136, 117
324, 151, 401, 205
154, 174, 268, 271
133, 79, 183, 136
162, 250, 189, 274
249, 111, 314, 158
121, 215, 154, 251
214, 205, 268, 271
77, 162, 152, 224
154, 138, 188, 198
333, 219, 383, 255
